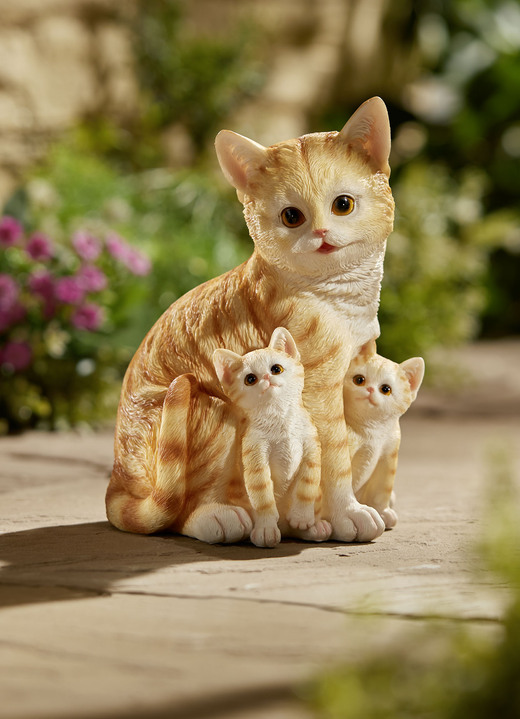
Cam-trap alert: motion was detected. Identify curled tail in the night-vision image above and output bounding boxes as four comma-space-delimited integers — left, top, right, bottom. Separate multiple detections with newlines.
106, 374, 198, 534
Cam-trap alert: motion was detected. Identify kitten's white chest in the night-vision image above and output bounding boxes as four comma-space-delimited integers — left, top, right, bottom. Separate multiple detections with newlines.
269, 436, 304, 494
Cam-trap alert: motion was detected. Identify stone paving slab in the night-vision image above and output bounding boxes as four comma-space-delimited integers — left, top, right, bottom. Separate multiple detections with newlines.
1, 341, 520, 719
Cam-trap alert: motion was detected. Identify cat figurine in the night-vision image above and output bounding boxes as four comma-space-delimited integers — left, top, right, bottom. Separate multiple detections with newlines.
106, 96, 395, 544
343, 341, 425, 528
213, 327, 332, 547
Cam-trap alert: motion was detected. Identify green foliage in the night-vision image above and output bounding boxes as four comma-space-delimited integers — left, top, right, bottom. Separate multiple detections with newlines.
378, 162, 509, 360
0, 143, 251, 432
307, 451, 520, 719
134, 0, 264, 151
406, 0, 520, 337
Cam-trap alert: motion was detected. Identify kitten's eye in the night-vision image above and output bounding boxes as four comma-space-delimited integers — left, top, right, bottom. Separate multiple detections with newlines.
271, 364, 284, 375
379, 384, 392, 395
353, 375, 365, 386
332, 195, 355, 216
281, 207, 306, 228
244, 374, 258, 386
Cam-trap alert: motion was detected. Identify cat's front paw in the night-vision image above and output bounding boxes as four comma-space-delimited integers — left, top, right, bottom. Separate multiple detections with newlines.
294, 519, 332, 542
182, 503, 252, 544
251, 522, 281, 548
286, 505, 315, 531
332, 503, 385, 542
380, 506, 398, 529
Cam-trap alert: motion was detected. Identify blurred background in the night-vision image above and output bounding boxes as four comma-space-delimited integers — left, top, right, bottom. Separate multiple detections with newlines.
0, 0, 519, 433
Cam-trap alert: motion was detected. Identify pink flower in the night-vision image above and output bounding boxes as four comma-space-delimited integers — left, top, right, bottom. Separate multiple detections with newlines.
0, 274, 19, 310
28, 272, 56, 318
76, 265, 107, 293
106, 233, 151, 276
71, 303, 104, 331
125, 249, 151, 276
72, 231, 102, 261
0, 340, 32, 371
0, 276, 25, 331
0, 216, 23, 247
26, 232, 54, 261
105, 233, 128, 261
0, 302, 26, 332
55, 276, 85, 305
28, 270, 55, 301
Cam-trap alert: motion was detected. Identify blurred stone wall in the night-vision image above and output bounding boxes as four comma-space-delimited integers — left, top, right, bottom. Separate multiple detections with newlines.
188, 0, 398, 146
0, 0, 408, 205
0, 0, 138, 203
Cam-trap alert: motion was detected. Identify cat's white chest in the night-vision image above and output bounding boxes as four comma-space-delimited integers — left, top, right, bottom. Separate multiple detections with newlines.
300, 252, 385, 350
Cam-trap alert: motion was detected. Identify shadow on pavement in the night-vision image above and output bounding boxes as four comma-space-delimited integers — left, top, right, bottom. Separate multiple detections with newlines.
0, 521, 308, 609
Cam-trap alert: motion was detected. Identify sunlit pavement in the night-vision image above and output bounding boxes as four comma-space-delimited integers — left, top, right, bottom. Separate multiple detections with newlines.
1, 340, 519, 719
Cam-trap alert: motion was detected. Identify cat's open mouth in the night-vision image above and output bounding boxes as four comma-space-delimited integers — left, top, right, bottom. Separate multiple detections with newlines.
317, 242, 340, 254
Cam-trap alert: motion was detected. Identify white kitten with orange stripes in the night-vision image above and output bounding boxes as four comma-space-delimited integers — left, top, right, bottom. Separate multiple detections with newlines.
213, 327, 331, 547
344, 341, 424, 528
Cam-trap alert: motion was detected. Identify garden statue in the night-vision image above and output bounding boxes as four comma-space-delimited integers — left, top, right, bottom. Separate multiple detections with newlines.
106, 96, 419, 546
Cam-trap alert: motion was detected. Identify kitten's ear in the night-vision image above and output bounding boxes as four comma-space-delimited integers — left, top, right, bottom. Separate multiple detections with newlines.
212, 349, 243, 387
358, 339, 377, 360
339, 97, 391, 177
215, 130, 268, 199
269, 327, 300, 361
400, 357, 425, 399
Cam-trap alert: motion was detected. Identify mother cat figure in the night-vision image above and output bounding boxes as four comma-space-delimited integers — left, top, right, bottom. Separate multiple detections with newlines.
106, 97, 395, 544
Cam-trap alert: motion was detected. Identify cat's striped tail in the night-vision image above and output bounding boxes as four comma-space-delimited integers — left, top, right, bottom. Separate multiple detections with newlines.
106, 374, 197, 534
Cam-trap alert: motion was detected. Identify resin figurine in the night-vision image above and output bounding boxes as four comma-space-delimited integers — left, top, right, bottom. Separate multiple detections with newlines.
106, 96, 394, 544
344, 341, 425, 528
213, 327, 331, 548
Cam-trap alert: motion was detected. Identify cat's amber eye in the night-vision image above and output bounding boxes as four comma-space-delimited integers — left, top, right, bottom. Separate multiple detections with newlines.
379, 384, 392, 395
271, 364, 284, 375
353, 375, 365, 386
332, 195, 355, 216
245, 373, 258, 386
281, 207, 306, 228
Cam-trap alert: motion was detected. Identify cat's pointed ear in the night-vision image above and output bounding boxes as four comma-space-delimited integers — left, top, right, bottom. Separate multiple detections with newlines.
212, 348, 243, 387
400, 357, 425, 399
215, 130, 268, 198
358, 339, 377, 360
339, 97, 391, 177
269, 327, 300, 361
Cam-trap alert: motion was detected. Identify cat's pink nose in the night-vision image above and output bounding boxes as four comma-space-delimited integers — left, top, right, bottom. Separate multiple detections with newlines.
366, 386, 374, 394
263, 373, 270, 381
313, 228, 328, 239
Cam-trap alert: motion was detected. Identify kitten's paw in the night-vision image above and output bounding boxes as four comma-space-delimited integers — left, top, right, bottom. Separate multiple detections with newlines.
332, 503, 385, 542
381, 507, 398, 529
182, 503, 252, 544
251, 523, 281, 548
286, 505, 315, 531
293, 519, 332, 543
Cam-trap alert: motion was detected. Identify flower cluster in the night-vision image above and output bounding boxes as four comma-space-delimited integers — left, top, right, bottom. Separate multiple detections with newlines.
0, 215, 151, 375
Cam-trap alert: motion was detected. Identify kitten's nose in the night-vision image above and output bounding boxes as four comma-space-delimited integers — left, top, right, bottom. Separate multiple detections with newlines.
313, 228, 328, 239
366, 386, 374, 394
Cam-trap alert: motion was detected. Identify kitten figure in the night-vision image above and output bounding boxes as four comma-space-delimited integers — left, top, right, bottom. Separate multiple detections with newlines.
106, 97, 394, 544
213, 327, 331, 548
343, 341, 425, 528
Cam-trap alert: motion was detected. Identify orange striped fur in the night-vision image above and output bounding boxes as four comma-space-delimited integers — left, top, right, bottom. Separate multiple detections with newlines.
213, 327, 331, 547
106, 97, 395, 543
344, 342, 425, 528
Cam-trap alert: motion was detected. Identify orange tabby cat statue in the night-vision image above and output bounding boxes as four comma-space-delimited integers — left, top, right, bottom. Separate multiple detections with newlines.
106, 96, 395, 544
